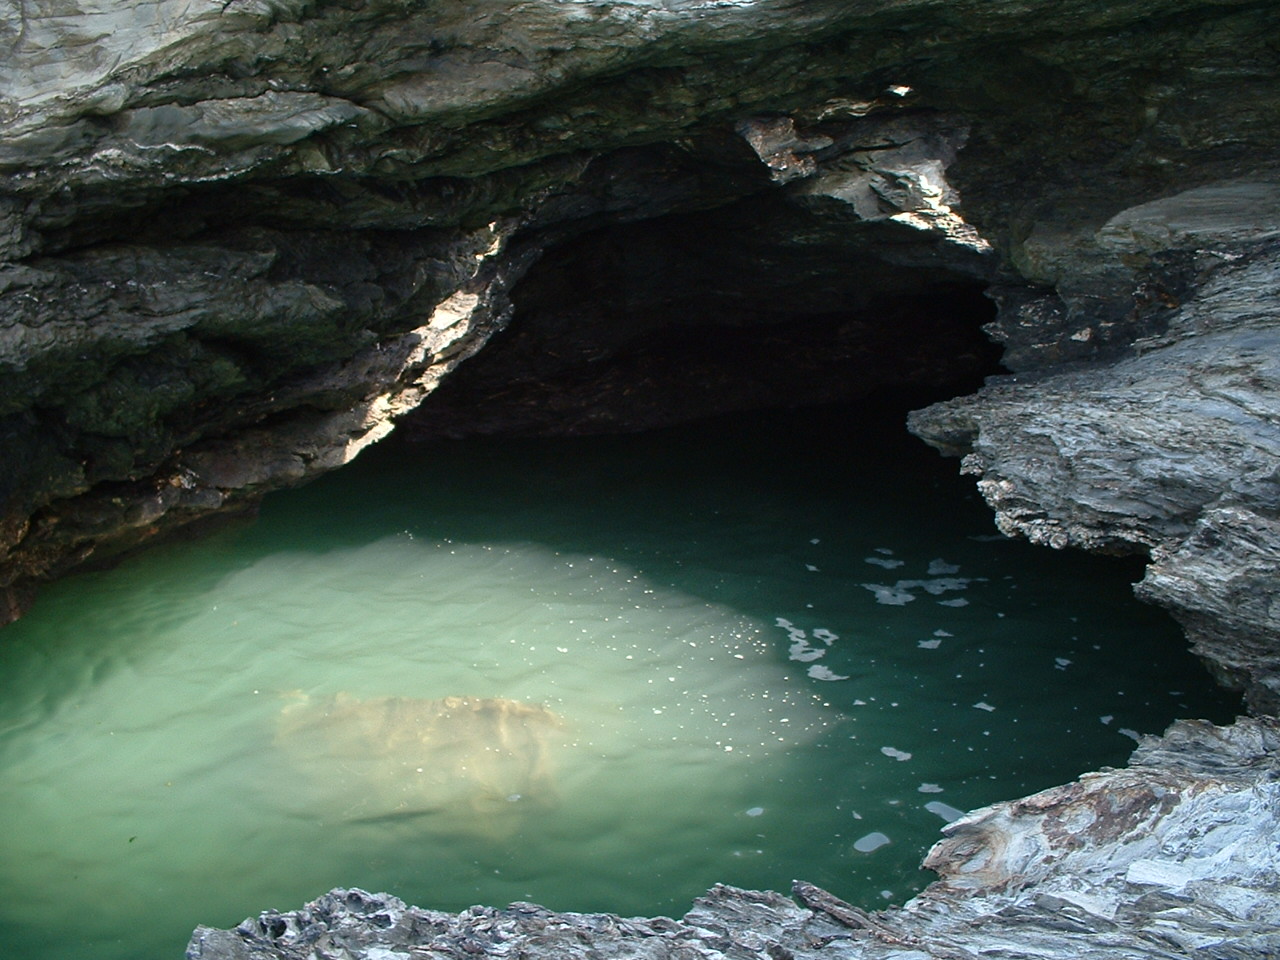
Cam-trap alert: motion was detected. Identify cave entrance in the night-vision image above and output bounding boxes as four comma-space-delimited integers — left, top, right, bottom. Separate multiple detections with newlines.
406, 184, 1003, 440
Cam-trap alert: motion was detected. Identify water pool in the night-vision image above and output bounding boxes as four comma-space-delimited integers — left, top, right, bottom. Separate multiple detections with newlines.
0, 406, 1238, 959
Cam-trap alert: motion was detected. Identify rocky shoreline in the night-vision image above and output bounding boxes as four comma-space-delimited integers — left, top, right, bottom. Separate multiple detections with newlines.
188, 718, 1280, 959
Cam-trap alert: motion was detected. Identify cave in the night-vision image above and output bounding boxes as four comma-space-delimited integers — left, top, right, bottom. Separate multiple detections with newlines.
404, 181, 1004, 440
1, 1, 1279, 958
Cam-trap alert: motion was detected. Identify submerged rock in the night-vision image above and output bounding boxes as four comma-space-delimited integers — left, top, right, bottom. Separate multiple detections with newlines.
189, 717, 1280, 959
274, 693, 564, 832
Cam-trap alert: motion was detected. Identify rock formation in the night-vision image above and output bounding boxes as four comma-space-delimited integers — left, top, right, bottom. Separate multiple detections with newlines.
1, 0, 1278, 956
275, 693, 564, 832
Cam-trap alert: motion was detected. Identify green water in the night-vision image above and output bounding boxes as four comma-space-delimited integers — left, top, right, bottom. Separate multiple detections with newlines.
0, 407, 1238, 960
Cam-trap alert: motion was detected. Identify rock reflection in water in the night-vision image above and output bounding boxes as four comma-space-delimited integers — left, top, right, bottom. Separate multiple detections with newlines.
276, 693, 565, 834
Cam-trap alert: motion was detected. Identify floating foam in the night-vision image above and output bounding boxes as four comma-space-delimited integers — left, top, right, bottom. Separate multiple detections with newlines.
1055, 657, 1073, 669
924, 801, 967, 823
745, 807, 764, 817
805, 564, 820, 572
853, 831, 891, 853
917, 783, 944, 794
865, 557, 905, 569
933, 629, 954, 637
973, 702, 995, 712
917, 639, 942, 649
807, 665, 848, 681
874, 547, 895, 555
861, 584, 916, 605
1119, 728, 1142, 742
927, 559, 960, 575
1100, 715, 1114, 725
863, 578, 984, 606
812, 628, 838, 644
789, 640, 825, 663
938, 599, 969, 607
880, 746, 912, 761
922, 578, 976, 595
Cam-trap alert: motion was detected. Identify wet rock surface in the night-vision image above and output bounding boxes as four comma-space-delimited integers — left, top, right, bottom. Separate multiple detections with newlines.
909, 189, 1280, 711
3, 0, 1279, 622
188, 717, 1280, 959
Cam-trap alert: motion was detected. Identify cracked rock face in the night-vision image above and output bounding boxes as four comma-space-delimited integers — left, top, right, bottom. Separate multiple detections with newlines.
910, 187, 1280, 712
188, 718, 1280, 960
3, 0, 1279, 620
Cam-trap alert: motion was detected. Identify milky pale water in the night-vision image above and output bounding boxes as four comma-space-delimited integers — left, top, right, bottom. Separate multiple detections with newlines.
0, 407, 1238, 960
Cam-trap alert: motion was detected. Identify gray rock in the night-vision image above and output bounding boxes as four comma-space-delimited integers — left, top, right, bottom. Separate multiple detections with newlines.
910, 186, 1280, 709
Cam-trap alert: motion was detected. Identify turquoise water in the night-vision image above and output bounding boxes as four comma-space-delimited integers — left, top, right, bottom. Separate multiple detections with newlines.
0, 407, 1238, 960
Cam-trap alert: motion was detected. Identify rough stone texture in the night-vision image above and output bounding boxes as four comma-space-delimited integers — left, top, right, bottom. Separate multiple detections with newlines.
3, 0, 1279, 621
188, 717, 1280, 960
909, 189, 1280, 712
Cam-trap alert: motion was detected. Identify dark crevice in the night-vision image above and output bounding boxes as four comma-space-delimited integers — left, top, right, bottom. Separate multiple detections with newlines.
407, 193, 1003, 440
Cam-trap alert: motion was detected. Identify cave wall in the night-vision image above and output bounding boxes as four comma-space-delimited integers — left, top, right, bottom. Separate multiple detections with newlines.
0, 4, 1277, 693
3, 0, 1278, 656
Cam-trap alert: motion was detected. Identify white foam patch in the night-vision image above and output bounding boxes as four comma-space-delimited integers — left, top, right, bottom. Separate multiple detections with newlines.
1100, 715, 1114, 725
745, 806, 764, 817
811, 628, 838, 644
1055, 657, 1073, 669
933, 629, 954, 637
919, 578, 978, 595
1119, 728, 1142, 742
917, 783, 944, 794
789, 641, 825, 662
973, 702, 995, 712
924, 801, 967, 823
861, 584, 916, 605
808, 665, 849, 681
880, 746, 912, 761
917, 639, 942, 649
805, 564, 820, 572
863, 578, 985, 606
865, 557, 905, 569
927, 559, 960, 575
853, 831, 891, 853
874, 547, 895, 555
938, 598, 969, 607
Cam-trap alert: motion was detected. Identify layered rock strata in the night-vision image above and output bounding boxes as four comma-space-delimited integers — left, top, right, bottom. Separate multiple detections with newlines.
189, 717, 1280, 960
910, 182, 1280, 712
4, 0, 1279, 633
